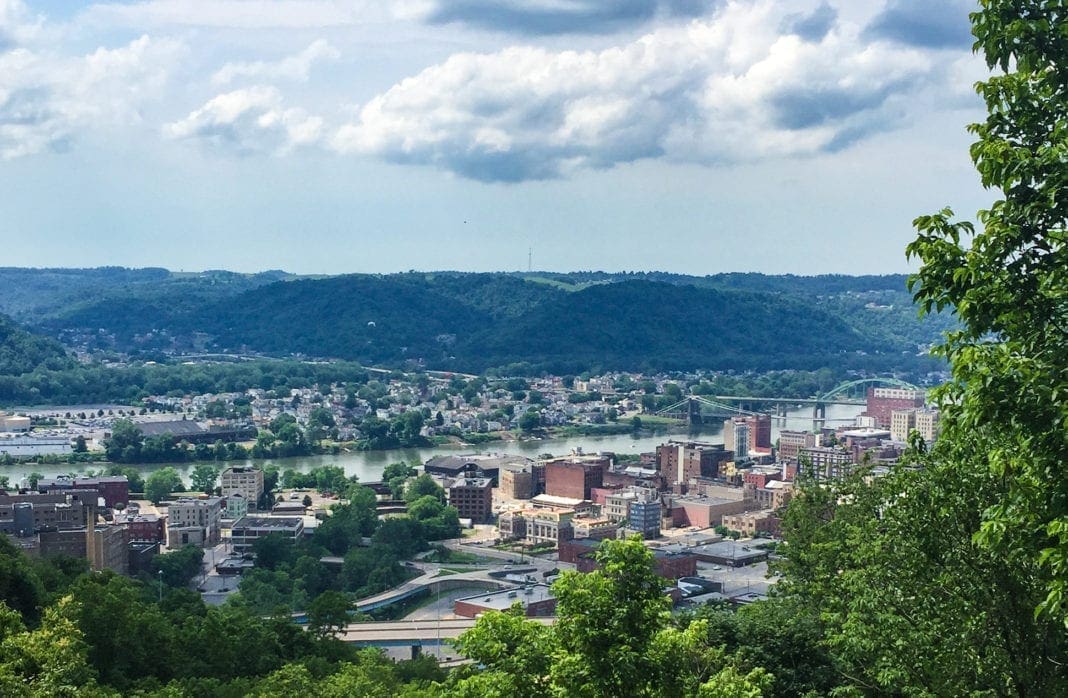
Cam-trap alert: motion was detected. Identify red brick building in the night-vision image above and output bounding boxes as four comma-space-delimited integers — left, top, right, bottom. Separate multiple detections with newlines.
746, 414, 772, 451
544, 460, 604, 500
454, 585, 557, 618
777, 430, 818, 462
657, 441, 731, 490
742, 469, 782, 489
862, 387, 925, 428
115, 513, 166, 543
446, 476, 494, 522
559, 538, 697, 580
38, 476, 130, 508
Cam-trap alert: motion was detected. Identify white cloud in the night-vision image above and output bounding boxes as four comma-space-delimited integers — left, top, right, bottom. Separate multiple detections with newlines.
333, 0, 956, 182
211, 39, 340, 86
83, 0, 396, 29
164, 85, 323, 154
0, 31, 184, 159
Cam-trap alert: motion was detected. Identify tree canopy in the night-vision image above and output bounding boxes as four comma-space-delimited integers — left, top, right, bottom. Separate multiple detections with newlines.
906, 0, 1068, 622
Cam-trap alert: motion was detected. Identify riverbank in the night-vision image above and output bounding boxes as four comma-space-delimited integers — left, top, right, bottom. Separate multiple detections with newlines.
0, 403, 863, 484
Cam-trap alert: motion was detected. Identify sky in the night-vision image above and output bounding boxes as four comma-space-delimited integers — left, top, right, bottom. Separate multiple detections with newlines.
0, 0, 991, 275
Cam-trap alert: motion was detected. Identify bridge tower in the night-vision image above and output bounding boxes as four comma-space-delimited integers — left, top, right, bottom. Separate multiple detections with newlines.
687, 398, 702, 426
774, 403, 788, 422
812, 403, 826, 432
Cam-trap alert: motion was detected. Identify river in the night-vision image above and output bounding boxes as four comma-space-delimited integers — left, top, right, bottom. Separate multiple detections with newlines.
1, 404, 862, 485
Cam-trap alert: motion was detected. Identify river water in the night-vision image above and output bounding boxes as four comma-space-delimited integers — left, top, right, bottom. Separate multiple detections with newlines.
2, 404, 862, 485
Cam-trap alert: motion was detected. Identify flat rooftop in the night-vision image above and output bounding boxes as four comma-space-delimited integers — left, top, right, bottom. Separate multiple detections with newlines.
673, 496, 737, 506
232, 516, 303, 530
456, 584, 555, 611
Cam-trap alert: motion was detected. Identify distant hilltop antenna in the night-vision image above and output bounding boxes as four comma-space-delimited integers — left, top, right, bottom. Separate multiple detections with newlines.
528, 247, 532, 272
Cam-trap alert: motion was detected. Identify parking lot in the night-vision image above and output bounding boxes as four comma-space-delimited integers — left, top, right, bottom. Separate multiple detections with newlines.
696, 560, 777, 597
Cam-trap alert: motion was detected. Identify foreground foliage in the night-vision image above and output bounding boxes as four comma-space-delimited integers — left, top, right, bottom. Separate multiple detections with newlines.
906, 0, 1068, 621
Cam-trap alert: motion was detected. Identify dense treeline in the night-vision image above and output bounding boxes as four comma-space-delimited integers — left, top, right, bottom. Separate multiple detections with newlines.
0, 315, 72, 376
0, 535, 811, 696
0, 359, 373, 405
8, 269, 951, 375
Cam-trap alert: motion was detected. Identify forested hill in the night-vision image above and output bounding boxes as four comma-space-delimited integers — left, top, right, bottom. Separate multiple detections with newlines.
0, 314, 72, 375
18, 268, 953, 374
191, 277, 878, 373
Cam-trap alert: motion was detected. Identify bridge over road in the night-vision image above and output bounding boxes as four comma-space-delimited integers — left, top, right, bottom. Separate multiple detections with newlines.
340, 617, 556, 659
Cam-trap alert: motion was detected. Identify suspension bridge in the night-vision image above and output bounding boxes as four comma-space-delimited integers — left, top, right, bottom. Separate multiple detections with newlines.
655, 378, 921, 428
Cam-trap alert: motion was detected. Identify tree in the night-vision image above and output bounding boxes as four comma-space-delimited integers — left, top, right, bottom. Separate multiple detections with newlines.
104, 419, 143, 462
25, 472, 42, 490
153, 544, 205, 588
452, 536, 770, 697
404, 474, 444, 505
0, 536, 47, 625
0, 597, 99, 695
551, 537, 671, 697
145, 467, 184, 505
73, 435, 88, 453
382, 461, 416, 500
451, 606, 557, 698
905, 0, 1068, 622
776, 457, 1067, 694
517, 409, 541, 432
306, 590, 351, 638
251, 533, 296, 572
190, 464, 220, 495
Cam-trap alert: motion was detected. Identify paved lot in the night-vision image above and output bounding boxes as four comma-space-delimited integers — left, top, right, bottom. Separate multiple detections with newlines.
195, 541, 240, 606
696, 560, 777, 597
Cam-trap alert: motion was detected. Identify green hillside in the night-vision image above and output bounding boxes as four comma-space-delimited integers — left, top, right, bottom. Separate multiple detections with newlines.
20, 268, 950, 374
0, 314, 72, 375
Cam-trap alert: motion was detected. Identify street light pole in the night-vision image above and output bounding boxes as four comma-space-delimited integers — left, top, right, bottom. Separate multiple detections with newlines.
158, 569, 163, 602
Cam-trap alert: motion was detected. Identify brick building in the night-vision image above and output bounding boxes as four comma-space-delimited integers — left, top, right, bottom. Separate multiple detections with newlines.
499, 466, 533, 500
559, 538, 697, 579
447, 476, 494, 522
454, 585, 557, 618
115, 513, 166, 543
862, 387, 925, 428
0, 491, 92, 536
668, 494, 750, 529
722, 510, 782, 538
38, 476, 129, 508
544, 460, 604, 500
777, 430, 818, 462
230, 516, 304, 553
747, 414, 772, 451
743, 480, 794, 510
656, 441, 731, 490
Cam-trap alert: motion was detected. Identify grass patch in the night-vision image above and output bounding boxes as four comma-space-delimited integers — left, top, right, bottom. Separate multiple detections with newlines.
635, 414, 687, 426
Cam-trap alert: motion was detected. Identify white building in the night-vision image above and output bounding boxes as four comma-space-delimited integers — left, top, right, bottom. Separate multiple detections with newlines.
220, 467, 264, 510
166, 497, 223, 546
